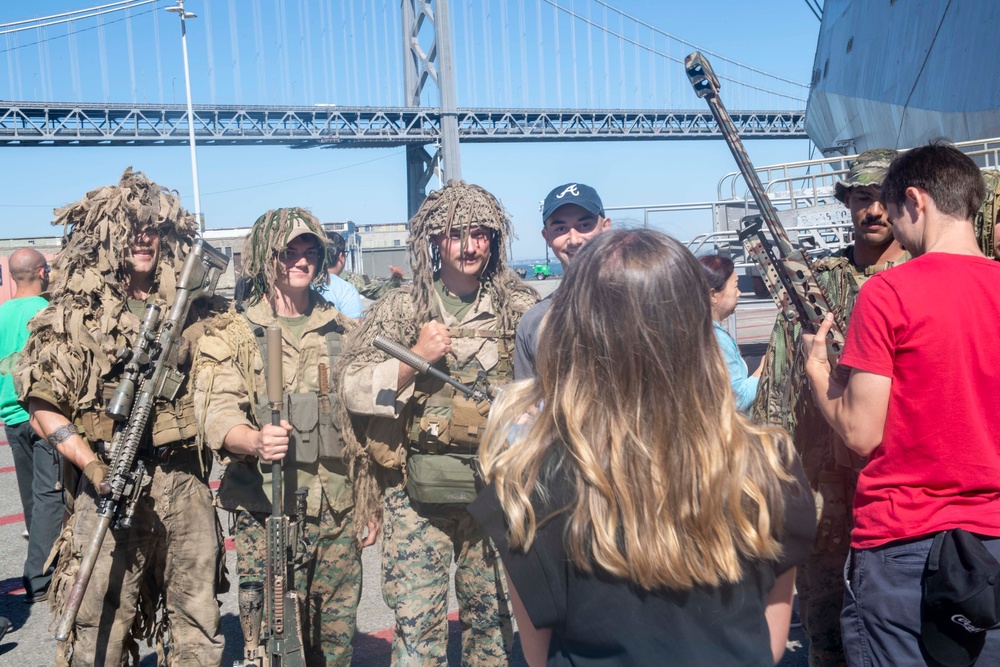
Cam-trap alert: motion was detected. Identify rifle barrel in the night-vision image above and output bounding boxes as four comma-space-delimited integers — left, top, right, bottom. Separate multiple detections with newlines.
373, 334, 481, 400
54, 511, 113, 641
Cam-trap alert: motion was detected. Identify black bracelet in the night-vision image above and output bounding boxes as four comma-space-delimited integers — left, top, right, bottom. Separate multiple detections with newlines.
47, 424, 78, 448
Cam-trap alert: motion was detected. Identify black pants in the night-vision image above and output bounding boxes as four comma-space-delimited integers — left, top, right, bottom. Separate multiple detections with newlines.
6, 420, 63, 598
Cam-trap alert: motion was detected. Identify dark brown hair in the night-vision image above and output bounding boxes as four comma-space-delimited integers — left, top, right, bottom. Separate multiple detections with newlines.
881, 142, 986, 221
698, 254, 735, 292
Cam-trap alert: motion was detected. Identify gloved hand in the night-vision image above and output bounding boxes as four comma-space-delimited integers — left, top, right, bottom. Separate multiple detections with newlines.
83, 459, 112, 495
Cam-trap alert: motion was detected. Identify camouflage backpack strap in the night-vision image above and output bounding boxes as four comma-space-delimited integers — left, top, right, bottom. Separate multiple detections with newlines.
324, 322, 345, 360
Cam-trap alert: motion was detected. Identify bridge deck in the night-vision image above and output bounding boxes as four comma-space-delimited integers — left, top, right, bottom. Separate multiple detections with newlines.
0, 103, 806, 146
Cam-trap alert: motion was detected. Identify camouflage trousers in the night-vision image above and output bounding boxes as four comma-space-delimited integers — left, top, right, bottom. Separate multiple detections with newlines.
382, 483, 513, 667
52, 462, 225, 667
234, 492, 362, 667
797, 544, 850, 667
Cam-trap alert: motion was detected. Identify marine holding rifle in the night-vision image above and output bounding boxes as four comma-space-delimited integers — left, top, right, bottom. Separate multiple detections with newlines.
192, 208, 370, 667
16, 169, 228, 666
751, 149, 907, 667
338, 180, 537, 665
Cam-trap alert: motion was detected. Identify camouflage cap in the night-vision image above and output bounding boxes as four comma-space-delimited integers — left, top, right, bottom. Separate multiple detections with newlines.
239, 207, 332, 305
834, 148, 899, 203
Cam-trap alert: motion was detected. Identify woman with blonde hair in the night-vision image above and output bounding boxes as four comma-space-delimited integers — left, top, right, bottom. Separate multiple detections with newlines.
470, 229, 815, 666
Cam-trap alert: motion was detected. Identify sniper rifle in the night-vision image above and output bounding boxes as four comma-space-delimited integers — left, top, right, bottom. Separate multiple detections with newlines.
685, 51, 848, 358
237, 326, 308, 667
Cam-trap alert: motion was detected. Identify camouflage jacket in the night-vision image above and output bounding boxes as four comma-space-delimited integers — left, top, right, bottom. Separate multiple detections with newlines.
340, 284, 536, 468
751, 246, 909, 488
192, 294, 356, 516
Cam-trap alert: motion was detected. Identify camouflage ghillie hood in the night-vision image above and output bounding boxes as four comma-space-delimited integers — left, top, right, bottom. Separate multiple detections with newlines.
49, 167, 198, 303
240, 207, 332, 306
406, 179, 518, 326
834, 148, 899, 203
976, 169, 1000, 259
333, 181, 537, 541
15, 167, 198, 415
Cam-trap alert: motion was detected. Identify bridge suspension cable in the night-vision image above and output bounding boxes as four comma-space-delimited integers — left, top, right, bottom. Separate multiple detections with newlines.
0, 0, 808, 116
0, 0, 161, 35
544, 0, 809, 102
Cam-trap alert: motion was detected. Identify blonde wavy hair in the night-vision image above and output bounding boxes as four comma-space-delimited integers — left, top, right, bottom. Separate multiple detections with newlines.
480, 229, 796, 590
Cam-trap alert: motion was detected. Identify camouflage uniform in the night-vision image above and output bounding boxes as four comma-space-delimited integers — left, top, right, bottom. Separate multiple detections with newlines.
193, 269, 361, 664
976, 169, 1000, 259
343, 270, 403, 302
15, 169, 226, 666
752, 150, 906, 667
339, 181, 537, 666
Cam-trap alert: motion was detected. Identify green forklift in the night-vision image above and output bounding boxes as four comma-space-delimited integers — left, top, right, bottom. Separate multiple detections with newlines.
532, 248, 553, 280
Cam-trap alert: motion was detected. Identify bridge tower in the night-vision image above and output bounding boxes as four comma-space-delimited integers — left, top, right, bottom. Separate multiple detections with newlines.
401, 0, 462, 217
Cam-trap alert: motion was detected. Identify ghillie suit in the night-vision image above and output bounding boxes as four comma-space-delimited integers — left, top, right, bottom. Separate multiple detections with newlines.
976, 169, 1000, 259
15, 168, 227, 666
336, 180, 536, 665
193, 208, 363, 666
342, 270, 403, 302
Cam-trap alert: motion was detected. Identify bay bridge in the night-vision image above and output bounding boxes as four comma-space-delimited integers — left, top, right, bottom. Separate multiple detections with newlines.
0, 0, 810, 213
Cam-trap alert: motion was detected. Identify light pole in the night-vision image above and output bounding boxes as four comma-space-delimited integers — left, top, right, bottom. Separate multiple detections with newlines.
166, 0, 203, 233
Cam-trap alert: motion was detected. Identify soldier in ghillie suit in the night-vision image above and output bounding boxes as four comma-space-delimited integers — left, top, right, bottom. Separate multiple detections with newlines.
342, 267, 405, 302
192, 208, 372, 666
976, 168, 1000, 259
338, 180, 537, 665
751, 149, 908, 667
16, 168, 227, 666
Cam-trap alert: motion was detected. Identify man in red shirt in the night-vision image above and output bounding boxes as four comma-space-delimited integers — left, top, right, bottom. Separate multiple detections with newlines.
805, 143, 1000, 666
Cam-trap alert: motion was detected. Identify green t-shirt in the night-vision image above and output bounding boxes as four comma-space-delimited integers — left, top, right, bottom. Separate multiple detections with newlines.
434, 278, 480, 321
277, 310, 312, 343
0, 295, 49, 425
127, 298, 148, 318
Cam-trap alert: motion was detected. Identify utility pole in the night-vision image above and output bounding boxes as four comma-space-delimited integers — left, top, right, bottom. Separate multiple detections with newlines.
401, 0, 462, 217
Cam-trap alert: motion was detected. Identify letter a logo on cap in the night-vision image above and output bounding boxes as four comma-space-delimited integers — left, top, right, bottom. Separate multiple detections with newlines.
556, 184, 580, 199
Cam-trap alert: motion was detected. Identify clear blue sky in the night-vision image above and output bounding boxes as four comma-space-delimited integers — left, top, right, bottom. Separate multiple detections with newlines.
0, 0, 821, 261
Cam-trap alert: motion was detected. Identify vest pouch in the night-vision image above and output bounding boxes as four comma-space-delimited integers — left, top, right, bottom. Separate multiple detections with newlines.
80, 410, 115, 445
405, 453, 479, 505
286, 392, 319, 464
81, 380, 124, 446
317, 392, 345, 460
447, 395, 489, 448
149, 396, 198, 446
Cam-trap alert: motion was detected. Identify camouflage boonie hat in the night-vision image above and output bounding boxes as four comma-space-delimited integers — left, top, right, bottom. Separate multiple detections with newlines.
834, 148, 899, 203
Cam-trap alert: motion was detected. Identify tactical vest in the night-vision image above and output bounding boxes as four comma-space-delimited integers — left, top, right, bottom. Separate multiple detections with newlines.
248, 319, 346, 463
406, 326, 513, 455
80, 360, 198, 450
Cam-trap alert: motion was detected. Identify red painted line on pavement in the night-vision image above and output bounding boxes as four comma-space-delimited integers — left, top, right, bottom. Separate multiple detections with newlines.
0, 581, 25, 596
0, 465, 14, 474
0, 512, 24, 527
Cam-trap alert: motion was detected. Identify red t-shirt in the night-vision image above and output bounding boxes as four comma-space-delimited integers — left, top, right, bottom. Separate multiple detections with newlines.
839, 253, 1000, 549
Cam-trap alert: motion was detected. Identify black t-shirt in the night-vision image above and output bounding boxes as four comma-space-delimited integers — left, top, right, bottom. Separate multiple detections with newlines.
468, 447, 816, 667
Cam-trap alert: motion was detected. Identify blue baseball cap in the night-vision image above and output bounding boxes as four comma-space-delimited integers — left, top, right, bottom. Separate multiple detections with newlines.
542, 183, 604, 224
